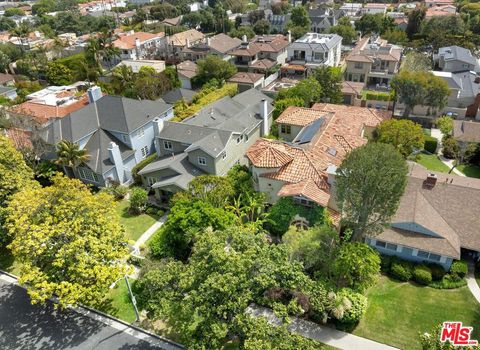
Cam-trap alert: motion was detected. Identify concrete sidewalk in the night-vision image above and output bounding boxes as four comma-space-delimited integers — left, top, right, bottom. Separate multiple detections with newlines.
246, 304, 399, 350
133, 212, 168, 249
467, 264, 480, 304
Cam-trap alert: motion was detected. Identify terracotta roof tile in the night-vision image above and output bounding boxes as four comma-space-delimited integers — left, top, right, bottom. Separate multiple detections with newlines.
246, 140, 293, 167
278, 179, 331, 207
276, 106, 332, 126
113, 32, 164, 50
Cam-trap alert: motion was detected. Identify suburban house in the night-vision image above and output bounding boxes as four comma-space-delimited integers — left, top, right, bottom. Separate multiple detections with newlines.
228, 72, 265, 92
162, 88, 196, 105
246, 104, 388, 221
339, 3, 362, 17
453, 120, 480, 143
0, 86, 17, 100
266, 13, 291, 33
113, 31, 165, 61
0, 73, 15, 86
361, 3, 388, 15
138, 89, 273, 201
424, 0, 455, 7
115, 59, 166, 73
425, 4, 456, 18
285, 33, 342, 72
162, 29, 205, 61
41, 87, 174, 186
229, 34, 290, 74
308, 8, 340, 33
433, 46, 479, 73
365, 162, 480, 270
345, 36, 402, 87
176, 60, 198, 90
9, 83, 90, 125
181, 33, 242, 62
341, 81, 365, 105
431, 70, 480, 119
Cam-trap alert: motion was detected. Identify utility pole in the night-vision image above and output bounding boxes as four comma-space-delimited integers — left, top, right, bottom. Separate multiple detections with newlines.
125, 276, 140, 322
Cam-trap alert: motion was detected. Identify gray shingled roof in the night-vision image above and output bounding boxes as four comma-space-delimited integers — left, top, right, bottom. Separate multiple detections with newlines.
162, 88, 196, 104
439, 46, 478, 66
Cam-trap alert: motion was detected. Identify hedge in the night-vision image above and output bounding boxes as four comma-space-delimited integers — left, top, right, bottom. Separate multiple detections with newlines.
450, 260, 468, 279
413, 265, 432, 285
132, 154, 157, 185
172, 83, 238, 122
423, 135, 438, 154
365, 91, 391, 101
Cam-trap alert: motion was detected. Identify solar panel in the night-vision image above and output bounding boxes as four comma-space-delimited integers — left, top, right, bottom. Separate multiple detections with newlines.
293, 118, 324, 145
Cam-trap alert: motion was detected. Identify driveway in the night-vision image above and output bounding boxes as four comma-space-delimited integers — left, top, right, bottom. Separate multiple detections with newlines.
0, 276, 182, 350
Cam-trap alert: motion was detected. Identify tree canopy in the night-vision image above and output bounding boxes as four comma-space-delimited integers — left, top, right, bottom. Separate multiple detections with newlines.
376, 119, 425, 158
336, 143, 408, 241
4, 175, 130, 307
196, 55, 237, 85
277, 77, 322, 107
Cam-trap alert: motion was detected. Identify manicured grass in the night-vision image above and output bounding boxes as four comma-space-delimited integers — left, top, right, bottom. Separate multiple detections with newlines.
114, 200, 159, 242
353, 276, 480, 350
99, 278, 137, 324
423, 128, 431, 136
0, 246, 21, 276
457, 164, 480, 179
415, 153, 450, 173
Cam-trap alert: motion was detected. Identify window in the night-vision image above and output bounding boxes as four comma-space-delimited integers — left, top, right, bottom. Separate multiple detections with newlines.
138, 127, 145, 138
354, 62, 363, 69
280, 124, 291, 134
245, 134, 249, 142
314, 52, 323, 61
386, 243, 398, 251
375, 240, 386, 248
237, 135, 243, 143
122, 134, 128, 143
79, 168, 100, 183
198, 156, 207, 165
141, 145, 149, 158
402, 247, 413, 256
163, 140, 173, 150
147, 177, 157, 186
429, 253, 441, 262
222, 151, 227, 160
417, 250, 430, 259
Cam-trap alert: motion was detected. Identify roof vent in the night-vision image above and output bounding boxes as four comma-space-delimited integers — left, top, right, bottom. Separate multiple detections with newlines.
327, 147, 337, 156
424, 173, 437, 188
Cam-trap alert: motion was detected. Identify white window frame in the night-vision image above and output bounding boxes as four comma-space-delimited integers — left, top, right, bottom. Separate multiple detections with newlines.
141, 145, 149, 158
222, 151, 227, 160
354, 62, 363, 69
138, 127, 145, 138
147, 177, 157, 186
198, 156, 207, 166
280, 124, 291, 135
163, 140, 173, 150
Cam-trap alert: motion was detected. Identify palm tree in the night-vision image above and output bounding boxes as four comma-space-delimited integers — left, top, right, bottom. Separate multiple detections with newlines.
111, 65, 134, 95
55, 140, 90, 178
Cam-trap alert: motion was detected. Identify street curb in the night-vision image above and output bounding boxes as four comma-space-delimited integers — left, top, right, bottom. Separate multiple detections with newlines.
0, 270, 184, 349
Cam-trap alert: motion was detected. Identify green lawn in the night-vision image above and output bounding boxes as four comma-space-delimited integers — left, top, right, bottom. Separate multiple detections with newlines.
415, 153, 450, 173
457, 164, 480, 179
353, 276, 480, 350
0, 246, 21, 276
114, 200, 159, 242
99, 277, 137, 323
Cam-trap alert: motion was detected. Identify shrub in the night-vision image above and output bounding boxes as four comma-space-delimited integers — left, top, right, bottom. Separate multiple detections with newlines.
429, 273, 467, 289
127, 255, 144, 267
413, 265, 432, 285
380, 254, 397, 273
129, 187, 148, 214
442, 136, 459, 159
157, 209, 165, 217
423, 135, 438, 154
112, 185, 128, 200
337, 288, 367, 324
427, 263, 446, 281
145, 207, 157, 215
450, 260, 468, 278
131, 154, 157, 185
391, 261, 413, 281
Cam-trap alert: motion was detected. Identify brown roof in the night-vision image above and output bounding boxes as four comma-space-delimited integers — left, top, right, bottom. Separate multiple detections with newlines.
170, 29, 205, 47
161, 16, 182, 26
247, 104, 388, 206
281, 64, 306, 71
3, 128, 32, 150
0, 73, 15, 85
113, 32, 164, 50
249, 59, 276, 70
453, 120, 480, 143
228, 72, 264, 84
208, 33, 242, 54
9, 95, 89, 124
342, 81, 365, 95
425, 5, 456, 17
276, 106, 333, 127
375, 162, 480, 257
176, 60, 198, 79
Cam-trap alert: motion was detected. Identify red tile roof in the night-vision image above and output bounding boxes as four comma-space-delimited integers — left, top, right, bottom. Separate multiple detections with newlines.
113, 32, 164, 50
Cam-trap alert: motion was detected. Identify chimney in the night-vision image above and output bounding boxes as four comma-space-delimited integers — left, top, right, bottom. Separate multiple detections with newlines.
242, 34, 248, 43
326, 165, 337, 185
260, 99, 269, 136
186, 38, 190, 48
153, 118, 164, 154
425, 173, 437, 188
135, 37, 141, 59
87, 86, 102, 104
287, 30, 292, 43
206, 37, 211, 46
108, 142, 124, 184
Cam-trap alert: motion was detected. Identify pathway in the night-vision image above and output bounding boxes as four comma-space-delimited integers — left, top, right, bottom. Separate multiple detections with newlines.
429, 128, 465, 176
467, 264, 480, 304
246, 304, 399, 350
133, 212, 168, 249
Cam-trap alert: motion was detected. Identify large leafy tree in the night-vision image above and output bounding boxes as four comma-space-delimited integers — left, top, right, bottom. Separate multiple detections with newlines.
329, 20, 357, 45
45, 61, 73, 85
4, 175, 130, 307
336, 143, 408, 241
137, 227, 331, 349
406, 7, 426, 39
313, 66, 343, 104
286, 6, 311, 39
333, 242, 380, 292
376, 119, 425, 158
277, 77, 322, 107
55, 140, 90, 177
196, 54, 237, 85
0, 136, 36, 244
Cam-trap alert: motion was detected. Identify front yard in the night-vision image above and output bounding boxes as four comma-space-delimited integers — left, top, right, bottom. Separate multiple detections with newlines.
99, 277, 137, 323
353, 276, 480, 350
457, 164, 480, 179
114, 200, 159, 241
415, 153, 450, 173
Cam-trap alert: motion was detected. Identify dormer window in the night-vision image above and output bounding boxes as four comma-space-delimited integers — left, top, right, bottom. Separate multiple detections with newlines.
237, 135, 243, 143
198, 156, 207, 165
164, 140, 173, 150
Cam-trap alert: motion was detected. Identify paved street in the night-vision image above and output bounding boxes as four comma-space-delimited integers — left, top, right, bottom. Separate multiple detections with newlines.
0, 277, 182, 350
